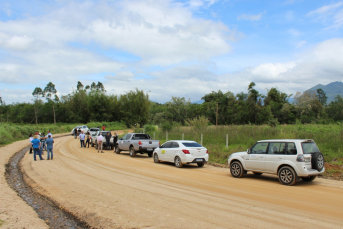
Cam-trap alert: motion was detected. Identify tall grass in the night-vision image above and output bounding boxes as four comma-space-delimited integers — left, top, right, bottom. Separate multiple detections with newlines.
143, 124, 343, 164
0, 121, 127, 146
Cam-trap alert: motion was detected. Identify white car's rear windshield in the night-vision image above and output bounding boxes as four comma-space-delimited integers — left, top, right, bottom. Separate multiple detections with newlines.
182, 142, 202, 147
301, 142, 320, 154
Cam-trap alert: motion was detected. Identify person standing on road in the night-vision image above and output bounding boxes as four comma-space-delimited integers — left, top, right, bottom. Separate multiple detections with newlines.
29, 133, 34, 154
41, 132, 47, 151
85, 131, 91, 148
97, 133, 104, 153
102, 125, 105, 131
46, 135, 54, 160
74, 128, 77, 139
105, 132, 112, 150
79, 131, 86, 148
47, 130, 52, 138
113, 132, 118, 153
31, 135, 44, 161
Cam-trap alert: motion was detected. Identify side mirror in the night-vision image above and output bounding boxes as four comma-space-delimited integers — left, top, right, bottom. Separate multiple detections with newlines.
247, 148, 251, 154
119, 138, 123, 140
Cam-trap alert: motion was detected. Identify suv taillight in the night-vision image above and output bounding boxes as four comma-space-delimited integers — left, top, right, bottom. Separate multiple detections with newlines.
296, 154, 305, 162
206, 150, 208, 154
182, 149, 190, 154
138, 141, 142, 145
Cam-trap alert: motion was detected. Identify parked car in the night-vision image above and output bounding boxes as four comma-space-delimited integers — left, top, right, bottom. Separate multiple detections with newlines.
92, 131, 114, 149
153, 140, 208, 168
71, 125, 89, 135
89, 127, 100, 146
115, 133, 159, 157
228, 139, 325, 185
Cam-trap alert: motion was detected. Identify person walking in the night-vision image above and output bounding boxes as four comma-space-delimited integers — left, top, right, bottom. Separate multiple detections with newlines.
31, 135, 44, 161
74, 128, 78, 139
46, 135, 54, 160
105, 132, 112, 150
97, 133, 104, 153
85, 131, 91, 148
79, 131, 86, 148
29, 133, 33, 154
113, 132, 118, 153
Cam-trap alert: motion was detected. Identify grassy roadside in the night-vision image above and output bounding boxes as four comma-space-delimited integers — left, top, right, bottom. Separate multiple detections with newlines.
0, 121, 127, 146
141, 124, 343, 180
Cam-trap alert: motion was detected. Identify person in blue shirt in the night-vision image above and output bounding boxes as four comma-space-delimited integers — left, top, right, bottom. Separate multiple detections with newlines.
45, 135, 54, 160
31, 135, 44, 161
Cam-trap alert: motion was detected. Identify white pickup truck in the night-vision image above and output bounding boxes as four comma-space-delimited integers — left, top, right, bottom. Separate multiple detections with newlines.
115, 133, 159, 157
228, 139, 325, 185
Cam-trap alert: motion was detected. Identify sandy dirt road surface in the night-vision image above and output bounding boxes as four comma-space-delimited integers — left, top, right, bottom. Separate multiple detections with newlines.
16, 132, 343, 228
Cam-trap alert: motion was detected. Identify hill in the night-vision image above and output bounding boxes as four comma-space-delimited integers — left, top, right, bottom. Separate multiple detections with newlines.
306, 81, 343, 103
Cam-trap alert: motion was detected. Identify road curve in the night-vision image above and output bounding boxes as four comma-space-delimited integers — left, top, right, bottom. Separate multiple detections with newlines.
21, 134, 343, 229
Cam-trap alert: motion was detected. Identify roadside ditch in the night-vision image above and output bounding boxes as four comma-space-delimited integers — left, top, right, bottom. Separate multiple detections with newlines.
5, 145, 91, 229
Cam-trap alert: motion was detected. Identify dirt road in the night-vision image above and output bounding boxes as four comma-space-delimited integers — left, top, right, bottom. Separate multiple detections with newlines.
21, 134, 343, 229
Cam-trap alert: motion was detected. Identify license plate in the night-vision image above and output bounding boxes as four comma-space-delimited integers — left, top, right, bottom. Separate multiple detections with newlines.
147, 148, 153, 151
196, 159, 203, 162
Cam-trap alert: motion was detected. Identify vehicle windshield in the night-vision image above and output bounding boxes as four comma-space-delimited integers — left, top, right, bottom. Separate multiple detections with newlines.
182, 142, 202, 147
90, 128, 99, 131
301, 142, 320, 154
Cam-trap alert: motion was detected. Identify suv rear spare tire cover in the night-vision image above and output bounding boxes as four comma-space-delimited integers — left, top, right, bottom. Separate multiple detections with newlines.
311, 152, 324, 171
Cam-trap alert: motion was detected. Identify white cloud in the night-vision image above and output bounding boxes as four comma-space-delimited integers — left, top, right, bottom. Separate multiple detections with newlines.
307, 2, 343, 29
237, 12, 264, 21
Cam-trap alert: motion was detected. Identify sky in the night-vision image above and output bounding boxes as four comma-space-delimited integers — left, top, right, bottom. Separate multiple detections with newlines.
0, 0, 343, 104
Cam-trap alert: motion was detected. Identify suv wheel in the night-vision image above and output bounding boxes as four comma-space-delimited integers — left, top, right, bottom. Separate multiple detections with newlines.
312, 152, 324, 171
153, 153, 160, 163
278, 166, 297, 186
174, 156, 183, 168
148, 152, 153, 157
301, 175, 317, 182
130, 147, 136, 157
197, 162, 204, 167
115, 146, 121, 154
230, 161, 245, 178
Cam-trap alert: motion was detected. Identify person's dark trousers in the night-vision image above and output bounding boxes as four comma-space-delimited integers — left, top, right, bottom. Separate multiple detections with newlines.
33, 148, 43, 161
80, 140, 85, 147
106, 141, 110, 150
29, 147, 33, 154
85, 139, 90, 148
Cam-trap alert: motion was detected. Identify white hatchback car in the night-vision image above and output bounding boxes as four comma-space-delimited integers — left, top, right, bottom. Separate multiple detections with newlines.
153, 140, 208, 168
228, 139, 325, 185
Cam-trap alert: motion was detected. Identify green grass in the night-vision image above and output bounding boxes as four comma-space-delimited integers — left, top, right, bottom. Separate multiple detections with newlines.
0, 121, 127, 146
142, 124, 343, 164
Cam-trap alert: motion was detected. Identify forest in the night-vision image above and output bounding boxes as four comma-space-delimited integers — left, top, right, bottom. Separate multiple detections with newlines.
1, 81, 343, 128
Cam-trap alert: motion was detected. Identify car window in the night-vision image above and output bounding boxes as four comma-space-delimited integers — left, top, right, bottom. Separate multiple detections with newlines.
251, 142, 268, 154
182, 142, 202, 147
286, 143, 297, 155
133, 134, 149, 139
171, 142, 179, 148
161, 142, 172, 148
268, 142, 286, 154
125, 134, 132, 140
301, 142, 320, 154
83, 126, 87, 128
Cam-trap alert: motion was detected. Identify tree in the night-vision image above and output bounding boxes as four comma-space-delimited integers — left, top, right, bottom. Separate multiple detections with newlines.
32, 87, 44, 125
77, 81, 84, 91
316, 89, 327, 106
44, 82, 58, 125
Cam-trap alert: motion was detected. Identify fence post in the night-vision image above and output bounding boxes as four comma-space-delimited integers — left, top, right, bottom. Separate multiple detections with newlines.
182, 133, 184, 140
226, 134, 228, 149
201, 133, 203, 146
166, 131, 168, 141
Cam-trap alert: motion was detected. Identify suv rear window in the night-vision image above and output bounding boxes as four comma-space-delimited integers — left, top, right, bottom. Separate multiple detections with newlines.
182, 142, 202, 147
301, 142, 320, 154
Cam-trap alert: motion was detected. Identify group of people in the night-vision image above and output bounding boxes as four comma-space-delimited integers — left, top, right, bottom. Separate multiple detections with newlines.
77, 130, 117, 154
29, 130, 54, 161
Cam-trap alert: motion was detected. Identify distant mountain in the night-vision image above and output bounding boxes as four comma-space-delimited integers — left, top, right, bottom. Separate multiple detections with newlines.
306, 81, 343, 103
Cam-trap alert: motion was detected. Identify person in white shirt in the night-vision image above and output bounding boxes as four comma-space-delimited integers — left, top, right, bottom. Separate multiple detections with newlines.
97, 133, 104, 153
29, 133, 34, 154
79, 131, 86, 148
47, 130, 52, 138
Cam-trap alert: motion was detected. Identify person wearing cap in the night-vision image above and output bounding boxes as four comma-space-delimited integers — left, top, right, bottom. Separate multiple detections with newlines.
97, 133, 104, 153
31, 135, 44, 161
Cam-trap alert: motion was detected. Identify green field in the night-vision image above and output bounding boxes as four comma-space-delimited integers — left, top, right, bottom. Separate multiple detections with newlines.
141, 124, 343, 165
0, 121, 127, 146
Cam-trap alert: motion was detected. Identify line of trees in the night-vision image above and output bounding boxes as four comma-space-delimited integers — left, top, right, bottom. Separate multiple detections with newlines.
1, 81, 343, 127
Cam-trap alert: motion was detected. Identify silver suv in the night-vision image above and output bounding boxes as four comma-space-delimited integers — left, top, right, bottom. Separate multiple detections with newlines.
228, 139, 325, 185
